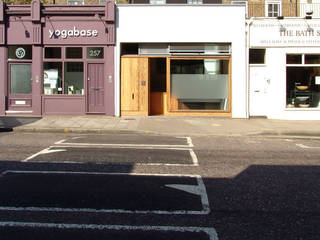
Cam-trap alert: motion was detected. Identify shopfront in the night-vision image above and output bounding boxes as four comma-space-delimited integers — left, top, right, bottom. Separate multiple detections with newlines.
0, 0, 115, 116
248, 18, 320, 120
116, 5, 247, 118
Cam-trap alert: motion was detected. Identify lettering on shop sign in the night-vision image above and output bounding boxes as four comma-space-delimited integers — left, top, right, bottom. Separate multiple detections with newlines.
279, 30, 320, 37
49, 26, 98, 39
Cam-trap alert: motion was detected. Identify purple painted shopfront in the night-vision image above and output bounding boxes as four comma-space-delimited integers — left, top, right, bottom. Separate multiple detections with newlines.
0, 0, 115, 116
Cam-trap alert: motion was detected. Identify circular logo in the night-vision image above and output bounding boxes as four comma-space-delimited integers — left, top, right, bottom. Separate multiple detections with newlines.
15, 48, 26, 59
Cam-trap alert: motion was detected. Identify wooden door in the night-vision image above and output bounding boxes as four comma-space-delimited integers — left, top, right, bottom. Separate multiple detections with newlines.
121, 57, 149, 116
87, 63, 105, 113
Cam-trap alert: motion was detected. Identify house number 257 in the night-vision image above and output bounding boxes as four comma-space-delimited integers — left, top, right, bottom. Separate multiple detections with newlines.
89, 50, 101, 57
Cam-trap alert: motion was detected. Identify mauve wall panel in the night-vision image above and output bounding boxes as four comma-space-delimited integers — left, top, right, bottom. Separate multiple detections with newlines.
7, 21, 33, 44
42, 96, 85, 115
203, 0, 222, 3
167, 0, 187, 4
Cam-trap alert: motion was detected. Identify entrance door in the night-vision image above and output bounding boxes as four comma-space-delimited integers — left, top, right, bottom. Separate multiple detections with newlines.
87, 63, 105, 113
121, 57, 149, 116
8, 63, 32, 111
249, 66, 269, 117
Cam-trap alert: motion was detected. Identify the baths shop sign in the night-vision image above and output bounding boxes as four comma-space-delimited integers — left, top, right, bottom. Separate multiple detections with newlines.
250, 20, 320, 47
49, 26, 98, 39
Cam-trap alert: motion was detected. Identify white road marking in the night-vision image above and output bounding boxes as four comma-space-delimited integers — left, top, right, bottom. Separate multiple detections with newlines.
0, 171, 210, 215
296, 143, 320, 149
23, 148, 66, 162
189, 149, 199, 166
0, 222, 219, 240
54, 142, 192, 148
55, 139, 66, 144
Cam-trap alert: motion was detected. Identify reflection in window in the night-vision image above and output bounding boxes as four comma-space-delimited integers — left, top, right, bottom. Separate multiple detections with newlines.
64, 62, 84, 95
287, 67, 320, 108
10, 64, 31, 94
43, 62, 63, 95
170, 59, 229, 111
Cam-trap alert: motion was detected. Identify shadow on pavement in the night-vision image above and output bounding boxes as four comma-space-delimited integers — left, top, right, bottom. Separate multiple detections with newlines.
0, 117, 41, 132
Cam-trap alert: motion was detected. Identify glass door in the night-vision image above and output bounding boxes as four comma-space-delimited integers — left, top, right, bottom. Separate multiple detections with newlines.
8, 63, 32, 110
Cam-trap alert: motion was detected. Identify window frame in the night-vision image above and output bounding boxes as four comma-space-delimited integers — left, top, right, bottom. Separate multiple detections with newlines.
265, 0, 281, 17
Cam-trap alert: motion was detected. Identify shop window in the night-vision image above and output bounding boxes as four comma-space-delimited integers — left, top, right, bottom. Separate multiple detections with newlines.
286, 54, 302, 64
265, 1, 281, 17
67, 0, 84, 4
249, 49, 265, 64
64, 62, 84, 95
187, 0, 203, 4
66, 47, 83, 59
149, 0, 166, 3
45, 47, 61, 59
43, 62, 63, 95
286, 54, 320, 108
305, 55, 320, 64
8, 46, 32, 60
170, 59, 229, 111
87, 47, 104, 59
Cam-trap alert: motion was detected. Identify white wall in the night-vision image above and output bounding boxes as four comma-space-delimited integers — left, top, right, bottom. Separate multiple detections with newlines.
115, 5, 247, 118
249, 18, 320, 120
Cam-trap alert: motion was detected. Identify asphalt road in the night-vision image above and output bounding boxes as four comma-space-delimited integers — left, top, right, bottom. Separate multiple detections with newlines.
0, 132, 320, 239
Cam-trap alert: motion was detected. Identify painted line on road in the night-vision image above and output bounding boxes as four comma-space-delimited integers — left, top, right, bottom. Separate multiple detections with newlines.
296, 143, 320, 149
0, 171, 210, 215
54, 142, 192, 148
0, 222, 219, 240
22, 148, 67, 162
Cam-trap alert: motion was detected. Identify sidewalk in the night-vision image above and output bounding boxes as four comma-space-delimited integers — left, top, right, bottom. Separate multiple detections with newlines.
1, 115, 320, 137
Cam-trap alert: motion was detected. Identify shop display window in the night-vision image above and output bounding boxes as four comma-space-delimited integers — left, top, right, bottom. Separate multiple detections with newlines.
170, 59, 229, 111
43, 46, 84, 95
286, 54, 320, 108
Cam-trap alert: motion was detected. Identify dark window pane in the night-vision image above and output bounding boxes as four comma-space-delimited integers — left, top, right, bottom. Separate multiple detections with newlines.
286, 54, 302, 64
64, 62, 84, 95
45, 47, 61, 59
249, 49, 265, 64
8, 46, 32, 60
305, 55, 320, 64
66, 47, 82, 59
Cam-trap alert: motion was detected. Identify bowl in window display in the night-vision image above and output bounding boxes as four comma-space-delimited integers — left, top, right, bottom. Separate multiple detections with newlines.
299, 104, 310, 108
296, 85, 309, 91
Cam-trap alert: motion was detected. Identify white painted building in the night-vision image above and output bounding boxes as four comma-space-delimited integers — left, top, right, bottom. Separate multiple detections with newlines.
115, 5, 247, 118
248, 18, 320, 120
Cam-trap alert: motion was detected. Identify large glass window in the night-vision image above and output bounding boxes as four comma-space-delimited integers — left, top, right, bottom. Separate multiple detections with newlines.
170, 59, 229, 111
286, 54, 320, 108
43, 47, 84, 95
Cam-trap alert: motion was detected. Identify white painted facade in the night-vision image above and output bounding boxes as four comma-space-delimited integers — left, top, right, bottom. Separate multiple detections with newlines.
115, 5, 247, 118
248, 18, 320, 120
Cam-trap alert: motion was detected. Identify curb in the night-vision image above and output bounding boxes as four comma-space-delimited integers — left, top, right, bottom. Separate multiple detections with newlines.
12, 126, 320, 138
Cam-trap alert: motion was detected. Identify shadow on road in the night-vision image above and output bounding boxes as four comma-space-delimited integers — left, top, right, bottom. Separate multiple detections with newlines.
0, 162, 319, 239
0, 117, 41, 132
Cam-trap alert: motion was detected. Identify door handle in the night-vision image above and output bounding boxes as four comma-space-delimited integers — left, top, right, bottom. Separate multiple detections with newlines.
132, 93, 134, 99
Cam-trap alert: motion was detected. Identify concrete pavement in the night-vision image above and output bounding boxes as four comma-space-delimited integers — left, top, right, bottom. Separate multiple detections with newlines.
1, 115, 319, 137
